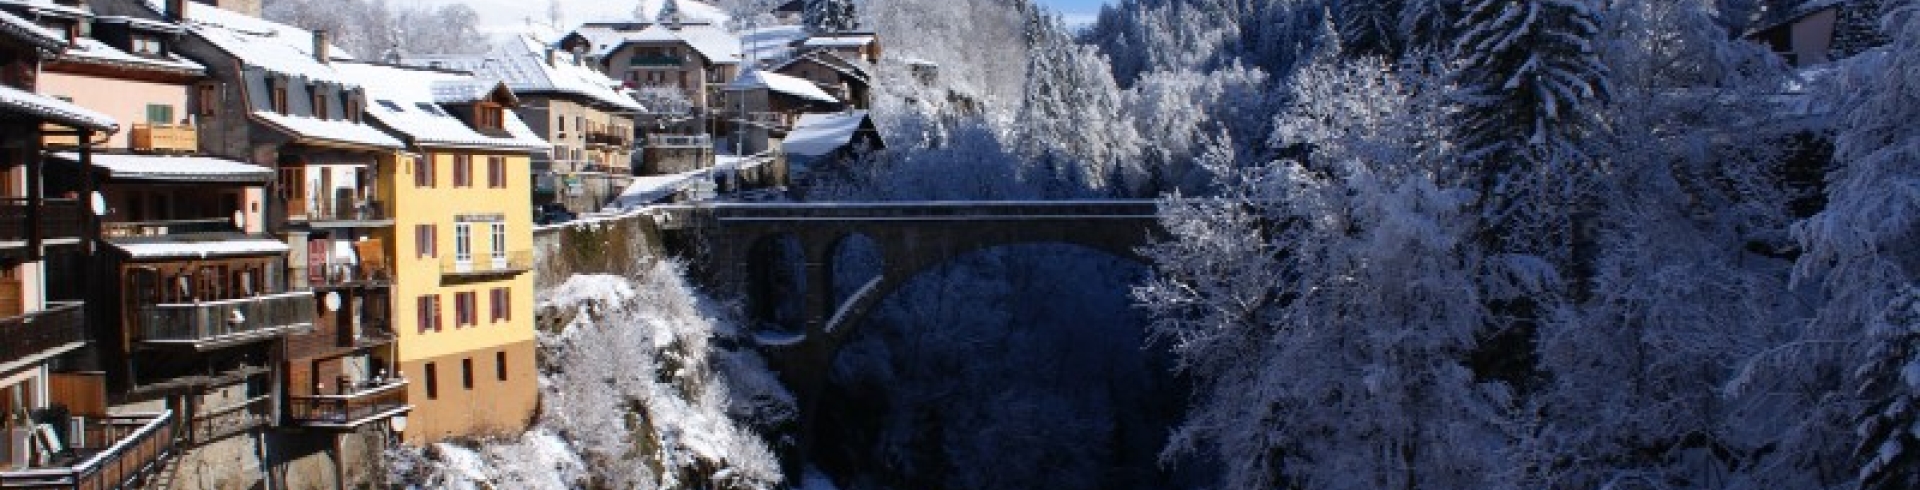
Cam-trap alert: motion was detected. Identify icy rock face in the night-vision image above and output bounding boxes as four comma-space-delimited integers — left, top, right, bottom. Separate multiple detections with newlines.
391, 262, 795, 489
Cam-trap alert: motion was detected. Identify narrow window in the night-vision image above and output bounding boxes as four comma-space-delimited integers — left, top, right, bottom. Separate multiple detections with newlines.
414, 224, 434, 258
271, 83, 289, 115
461, 358, 474, 390
418, 295, 442, 333
488, 157, 506, 188
456, 291, 476, 327
495, 351, 508, 381
311, 89, 328, 119
424, 363, 438, 399
197, 83, 218, 116
146, 104, 174, 124
490, 223, 506, 262
455, 223, 472, 264
453, 155, 472, 187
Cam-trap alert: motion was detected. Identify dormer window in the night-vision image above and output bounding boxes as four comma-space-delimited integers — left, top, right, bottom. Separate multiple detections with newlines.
131, 35, 163, 56
271, 80, 289, 115
311, 87, 328, 119
346, 94, 364, 123
474, 103, 504, 131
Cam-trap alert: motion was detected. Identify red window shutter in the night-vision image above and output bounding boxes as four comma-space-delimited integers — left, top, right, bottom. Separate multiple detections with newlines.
417, 296, 430, 333
433, 296, 443, 331
504, 288, 512, 321
430, 224, 438, 258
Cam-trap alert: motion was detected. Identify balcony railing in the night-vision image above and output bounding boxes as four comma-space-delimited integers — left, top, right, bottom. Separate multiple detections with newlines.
586, 132, 631, 148
138, 291, 317, 350
101, 218, 239, 238
628, 55, 684, 67
440, 250, 534, 279
286, 379, 409, 429
0, 411, 174, 490
646, 134, 712, 149
291, 199, 390, 226
738, 112, 795, 130
130, 124, 197, 154
0, 302, 85, 366
0, 199, 83, 245
310, 263, 392, 290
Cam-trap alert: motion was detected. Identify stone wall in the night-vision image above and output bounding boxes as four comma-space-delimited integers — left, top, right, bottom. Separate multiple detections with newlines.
534, 211, 668, 291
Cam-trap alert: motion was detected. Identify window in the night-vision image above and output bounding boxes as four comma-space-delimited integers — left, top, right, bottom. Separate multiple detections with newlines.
487, 157, 506, 188
414, 224, 437, 258
490, 222, 506, 262
452, 155, 472, 187
490, 287, 511, 322
414, 102, 443, 116
413, 156, 435, 188
461, 358, 474, 390
455, 291, 476, 327
145, 104, 174, 124
423, 363, 438, 400
271, 83, 289, 115
131, 35, 161, 55
454, 223, 472, 265
197, 84, 218, 116
557, 116, 565, 132
416, 295, 442, 332
346, 95, 363, 123
496, 351, 508, 381
311, 88, 328, 119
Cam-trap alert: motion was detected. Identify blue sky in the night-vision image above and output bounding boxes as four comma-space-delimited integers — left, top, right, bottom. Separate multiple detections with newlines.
1036, 0, 1109, 26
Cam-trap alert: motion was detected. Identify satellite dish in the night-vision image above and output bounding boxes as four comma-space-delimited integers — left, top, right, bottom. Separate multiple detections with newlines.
232, 210, 247, 230
389, 415, 407, 432
324, 292, 342, 312
90, 192, 106, 216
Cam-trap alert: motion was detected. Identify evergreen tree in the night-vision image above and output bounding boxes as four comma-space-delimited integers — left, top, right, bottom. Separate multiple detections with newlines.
804, 0, 860, 33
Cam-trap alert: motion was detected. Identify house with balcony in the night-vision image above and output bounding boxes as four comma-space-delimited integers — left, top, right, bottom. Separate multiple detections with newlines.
333, 61, 542, 443
770, 48, 870, 109
557, 14, 742, 155
0, 8, 182, 490
408, 34, 644, 215
721, 69, 840, 158
8, 0, 205, 155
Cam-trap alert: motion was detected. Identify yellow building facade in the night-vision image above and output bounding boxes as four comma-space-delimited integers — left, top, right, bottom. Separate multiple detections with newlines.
385, 149, 539, 443
334, 61, 551, 444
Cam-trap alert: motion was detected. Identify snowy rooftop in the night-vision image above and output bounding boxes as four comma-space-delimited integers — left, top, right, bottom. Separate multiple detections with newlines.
408, 35, 643, 112
0, 83, 117, 132
52, 152, 270, 183
607, 168, 707, 211
108, 234, 289, 260
143, 0, 358, 85
0, 8, 66, 50
783, 111, 870, 157
334, 62, 549, 152
58, 36, 204, 74
608, 23, 744, 66
773, 50, 869, 84
727, 69, 837, 104
741, 25, 807, 66
802, 35, 876, 49
251, 110, 403, 149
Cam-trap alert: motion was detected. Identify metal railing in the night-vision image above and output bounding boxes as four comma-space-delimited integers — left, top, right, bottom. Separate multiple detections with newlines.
286, 380, 408, 427
138, 291, 316, 346
293, 199, 389, 224
101, 218, 238, 238
0, 199, 83, 244
586, 132, 631, 148
440, 250, 534, 277
628, 55, 683, 67
0, 302, 84, 365
130, 124, 197, 154
310, 263, 392, 289
0, 411, 174, 490
646, 134, 712, 149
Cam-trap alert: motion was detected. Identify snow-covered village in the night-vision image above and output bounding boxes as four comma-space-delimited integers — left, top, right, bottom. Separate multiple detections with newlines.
0, 0, 1911, 488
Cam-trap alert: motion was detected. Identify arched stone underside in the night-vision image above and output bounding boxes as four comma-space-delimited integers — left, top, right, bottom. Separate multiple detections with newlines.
655, 200, 1163, 471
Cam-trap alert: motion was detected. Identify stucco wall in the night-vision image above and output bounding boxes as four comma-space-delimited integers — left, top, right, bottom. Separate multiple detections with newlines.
37, 72, 191, 150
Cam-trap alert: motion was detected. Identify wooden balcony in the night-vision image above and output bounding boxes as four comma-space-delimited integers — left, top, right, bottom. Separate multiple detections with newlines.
101, 218, 239, 238
286, 379, 409, 430
0, 302, 85, 368
586, 131, 631, 148
137, 291, 317, 351
130, 124, 196, 154
440, 250, 534, 281
288, 199, 392, 229
0, 411, 175, 490
0, 199, 84, 250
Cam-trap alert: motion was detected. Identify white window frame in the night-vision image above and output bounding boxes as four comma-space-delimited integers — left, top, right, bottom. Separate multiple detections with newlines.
454, 223, 472, 271
490, 223, 507, 269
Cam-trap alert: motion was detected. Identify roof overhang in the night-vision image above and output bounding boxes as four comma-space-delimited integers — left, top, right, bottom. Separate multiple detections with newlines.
51, 152, 271, 184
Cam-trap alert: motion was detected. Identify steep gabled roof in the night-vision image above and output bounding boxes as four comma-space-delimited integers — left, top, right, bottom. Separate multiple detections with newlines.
604, 23, 742, 66
141, 0, 357, 85
407, 35, 643, 112
334, 62, 548, 152
727, 69, 837, 103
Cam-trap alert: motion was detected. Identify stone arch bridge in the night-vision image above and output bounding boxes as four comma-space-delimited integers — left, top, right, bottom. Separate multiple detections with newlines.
652, 200, 1164, 461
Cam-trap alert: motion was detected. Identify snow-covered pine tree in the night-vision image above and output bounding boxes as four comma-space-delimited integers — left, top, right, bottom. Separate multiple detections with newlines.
657, 0, 682, 23
1800, 1, 1920, 487
804, 0, 859, 33
1450, 0, 1610, 235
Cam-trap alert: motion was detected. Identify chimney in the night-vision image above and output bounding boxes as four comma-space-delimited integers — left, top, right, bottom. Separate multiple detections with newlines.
313, 30, 330, 64
545, 48, 557, 67
166, 0, 187, 21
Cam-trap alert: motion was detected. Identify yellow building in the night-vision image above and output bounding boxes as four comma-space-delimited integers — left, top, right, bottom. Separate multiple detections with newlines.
335, 62, 547, 443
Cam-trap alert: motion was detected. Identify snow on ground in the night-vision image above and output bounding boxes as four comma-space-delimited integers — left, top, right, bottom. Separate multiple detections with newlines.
393, 261, 794, 489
